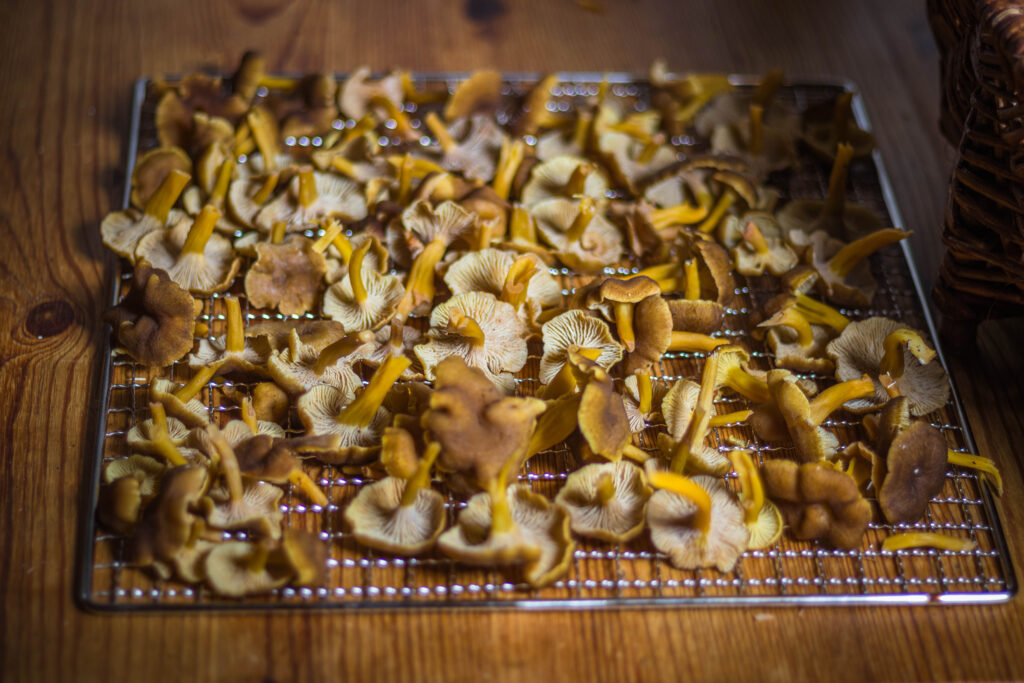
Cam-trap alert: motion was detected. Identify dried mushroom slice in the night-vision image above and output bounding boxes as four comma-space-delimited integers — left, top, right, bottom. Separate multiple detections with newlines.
104, 262, 202, 367
102, 169, 190, 261
135, 205, 241, 295
555, 460, 653, 543
254, 168, 367, 233
414, 291, 529, 394
826, 316, 949, 416
647, 471, 750, 572
532, 196, 623, 273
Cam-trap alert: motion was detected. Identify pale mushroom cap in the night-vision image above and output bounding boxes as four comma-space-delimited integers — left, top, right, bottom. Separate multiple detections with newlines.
694, 91, 800, 139
135, 218, 241, 294
254, 172, 367, 233
536, 128, 584, 161
103, 455, 167, 498
337, 66, 403, 119
126, 417, 191, 454
539, 310, 623, 384
101, 209, 185, 262
621, 373, 669, 432
227, 176, 274, 229
647, 475, 750, 572
440, 115, 507, 182
296, 384, 392, 449
661, 379, 700, 440
203, 541, 292, 598
555, 461, 653, 542
188, 335, 270, 375
443, 248, 562, 321
400, 198, 477, 247
202, 481, 284, 538
826, 316, 950, 416
437, 488, 541, 568
415, 291, 529, 390
598, 130, 678, 188
532, 198, 624, 273
151, 378, 210, 427
806, 230, 876, 307
266, 333, 366, 397
344, 477, 446, 555
322, 269, 404, 332
521, 155, 611, 207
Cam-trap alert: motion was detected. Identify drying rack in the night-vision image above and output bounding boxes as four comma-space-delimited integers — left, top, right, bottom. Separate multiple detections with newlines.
78, 73, 1016, 611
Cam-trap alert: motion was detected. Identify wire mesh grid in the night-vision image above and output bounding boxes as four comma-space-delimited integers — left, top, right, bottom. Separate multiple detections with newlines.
79, 74, 1015, 610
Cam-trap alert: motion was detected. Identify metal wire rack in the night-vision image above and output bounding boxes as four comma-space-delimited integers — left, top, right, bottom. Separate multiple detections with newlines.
78, 73, 1016, 610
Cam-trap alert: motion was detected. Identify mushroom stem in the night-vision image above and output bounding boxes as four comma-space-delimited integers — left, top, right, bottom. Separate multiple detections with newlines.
330, 156, 359, 179
270, 221, 287, 245
623, 444, 652, 462
832, 92, 854, 146
209, 425, 245, 503
509, 205, 537, 243
709, 409, 753, 426
723, 367, 770, 403
636, 371, 653, 415
344, 114, 377, 144
474, 220, 492, 251
493, 140, 525, 201
571, 111, 592, 150
881, 532, 976, 553
879, 373, 901, 398
210, 157, 236, 206
880, 328, 936, 379
500, 255, 537, 310
566, 196, 597, 243
758, 305, 815, 348
752, 69, 784, 106
297, 168, 319, 209
614, 302, 637, 352
251, 173, 279, 205
823, 143, 854, 218
240, 397, 258, 433
565, 162, 594, 197
793, 294, 849, 332
348, 238, 372, 305
400, 237, 448, 316
399, 71, 448, 104
683, 259, 701, 300
595, 472, 616, 505
148, 402, 188, 467
828, 228, 909, 278
648, 470, 712, 537
637, 139, 662, 164
527, 394, 582, 457
671, 353, 718, 473
332, 231, 354, 264
370, 95, 413, 137
336, 355, 411, 427
488, 442, 527, 536
637, 262, 681, 282
180, 205, 222, 255
142, 169, 191, 223
312, 220, 344, 254
447, 308, 487, 347
247, 109, 279, 171
243, 541, 272, 573
649, 202, 708, 229
314, 330, 375, 376
947, 450, 1003, 496
696, 191, 735, 233
174, 364, 219, 402
748, 104, 764, 156
539, 347, 601, 398
668, 331, 727, 353
424, 112, 456, 152
807, 376, 875, 426
742, 221, 772, 257
727, 450, 764, 526
287, 470, 329, 507
224, 297, 245, 354
400, 441, 441, 508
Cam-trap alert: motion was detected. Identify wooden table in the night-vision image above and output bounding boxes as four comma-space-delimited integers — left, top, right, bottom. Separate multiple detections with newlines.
2, 1, 1022, 680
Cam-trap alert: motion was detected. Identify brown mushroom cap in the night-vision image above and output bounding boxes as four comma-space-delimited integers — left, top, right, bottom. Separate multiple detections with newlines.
97, 477, 144, 535
344, 476, 446, 555
762, 459, 872, 550
131, 146, 193, 209
244, 236, 328, 315
272, 529, 329, 588
555, 461, 653, 542
767, 369, 839, 462
131, 465, 208, 575
245, 319, 347, 353
577, 363, 631, 460
104, 263, 202, 367
876, 399, 949, 524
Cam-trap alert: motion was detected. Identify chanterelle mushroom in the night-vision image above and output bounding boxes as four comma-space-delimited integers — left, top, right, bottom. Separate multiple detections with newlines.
199, 426, 284, 539
726, 450, 783, 549
322, 236, 404, 332
443, 248, 561, 327
266, 328, 371, 397
102, 169, 190, 261
424, 112, 507, 182
104, 262, 202, 367
254, 168, 367, 233
538, 310, 623, 390
244, 229, 334, 316
189, 296, 270, 376
802, 227, 910, 307
521, 156, 610, 207
532, 196, 624, 274
578, 276, 673, 374
555, 460, 653, 543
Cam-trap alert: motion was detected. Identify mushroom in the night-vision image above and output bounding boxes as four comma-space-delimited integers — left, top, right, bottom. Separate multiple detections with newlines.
761, 459, 872, 550
442, 248, 562, 326
266, 328, 371, 397
574, 357, 633, 461
337, 66, 403, 119
130, 146, 193, 210
245, 318, 347, 354
267, 72, 339, 139
103, 454, 167, 500
227, 171, 285, 229
134, 204, 242, 295
802, 227, 910, 307
344, 440, 446, 555
620, 371, 670, 433
322, 235, 404, 332
414, 291, 529, 394
578, 276, 672, 373
693, 69, 798, 139
726, 450, 783, 549
881, 532, 975, 553
203, 540, 292, 597
555, 460, 653, 543
597, 129, 678, 195
253, 168, 367, 233
757, 295, 835, 374
826, 316, 949, 416
232, 432, 331, 507
150, 375, 212, 428
154, 72, 247, 152
459, 185, 511, 248
646, 470, 750, 572
777, 143, 884, 244
660, 258, 725, 335
188, 296, 270, 376
538, 310, 623, 392
296, 354, 411, 464
655, 354, 731, 476
512, 73, 568, 137
532, 196, 624, 274
324, 228, 390, 285
709, 103, 798, 177
104, 262, 202, 367
443, 70, 502, 120
97, 476, 145, 535
521, 156, 610, 207
731, 218, 798, 277
802, 92, 875, 160
424, 112, 507, 182
101, 168, 190, 260
243, 227, 336, 315
130, 465, 209, 580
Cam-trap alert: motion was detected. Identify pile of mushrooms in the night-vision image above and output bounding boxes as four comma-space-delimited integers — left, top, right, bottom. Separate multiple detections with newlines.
95, 55, 999, 598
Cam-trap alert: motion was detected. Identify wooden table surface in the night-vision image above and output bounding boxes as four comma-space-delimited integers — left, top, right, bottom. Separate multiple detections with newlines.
2, 1, 1023, 680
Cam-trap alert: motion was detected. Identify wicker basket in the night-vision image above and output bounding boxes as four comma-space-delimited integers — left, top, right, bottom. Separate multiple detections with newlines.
929, 0, 1024, 345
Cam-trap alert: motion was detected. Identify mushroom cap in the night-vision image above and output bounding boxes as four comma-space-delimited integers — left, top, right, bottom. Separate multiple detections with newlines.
254, 172, 368, 233
539, 310, 622, 384
246, 319, 347, 353
135, 217, 241, 295
521, 156, 611, 207
625, 294, 673, 374
661, 379, 701, 441
325, 232, 389, 284
203, 541, 292, 598
666, 298, 724, 336
555, 461, 653, 542
535, 126, 585, 161
199, 481, 284, 539
581, 275, 661, 306
762, 459, 872, 550
322, 269, 404, 332
532, 198, 624, 273
776, 198, 885, 244
647, 475, 750, 572
597, 130, 678, 192
708, 118, 798, 177
768, 369, 839, 462
125, 414, 190, 455
694, 90, 801, 139
343, 477, 446, 555
439, 115, 507, 182
296, 384, 391, 464
804, 230, 877, 307
577, 365, 631, 460
130, 146, 193, 209
747, 502, 784, 550
766, 324, 835, 374
227, 175, 276, 229
104, 263, 201, 367
97, 477, 143, 535
414, 292, 529, 393
620, 373, 669, 432
273, 529, 329, 587
443, 248, 561, 324
188, 334, 271, 377
400, 198, 477, 249
338, 66, 404, 119
422, 357, 546, 487
131, 465, 207, 568
878, 417, 948, 524
103, 454, 167, 498
151, 378, 210, 427
679, 236, 737, 308
101, 207, 186, 262
266, 330, 366, 397
443, 70, 503, 120
244, 236, 328, 316
826, 317, 950, 416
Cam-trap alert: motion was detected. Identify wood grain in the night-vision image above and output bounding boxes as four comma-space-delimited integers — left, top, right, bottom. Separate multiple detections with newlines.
1, 0, 1021, 681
